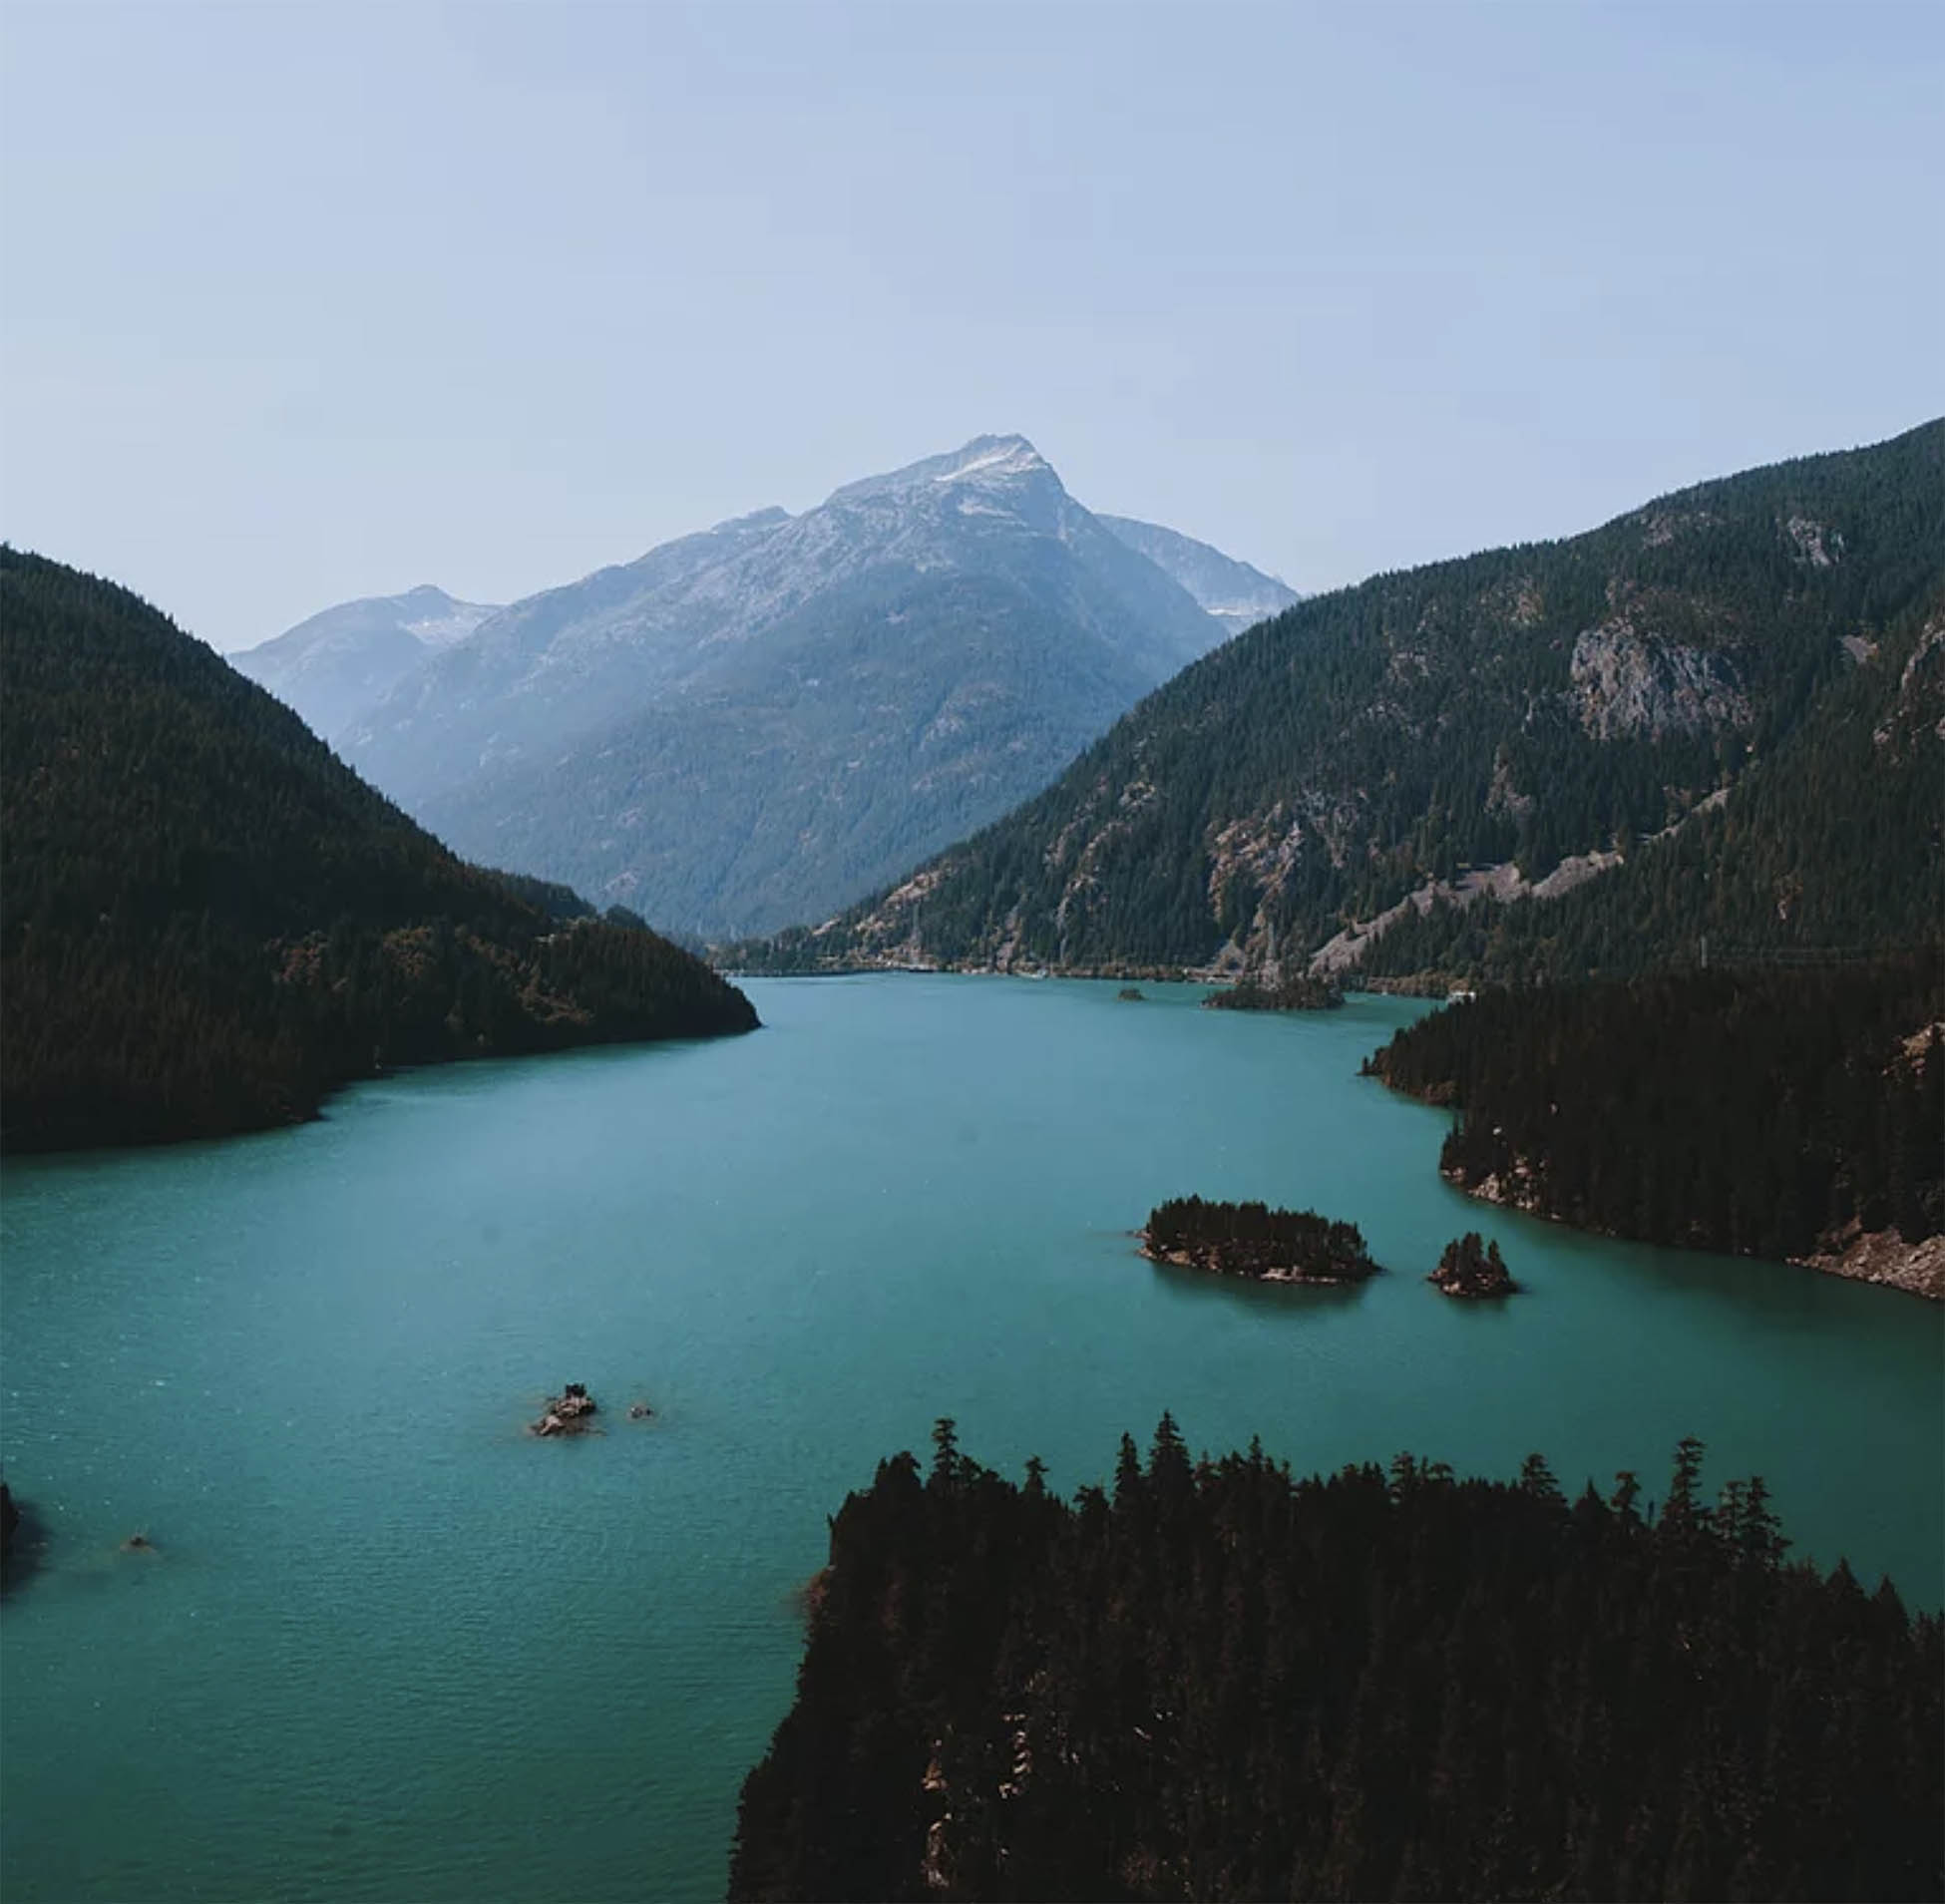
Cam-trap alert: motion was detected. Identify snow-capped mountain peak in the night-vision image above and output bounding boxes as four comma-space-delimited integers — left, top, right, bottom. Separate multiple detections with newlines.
825, 434, 1057, 508
398, 586, 499, 649
930, 435, 1049, 486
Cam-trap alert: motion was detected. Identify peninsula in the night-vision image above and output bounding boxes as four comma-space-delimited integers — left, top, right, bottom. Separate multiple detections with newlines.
1365, 959, 1944, 1300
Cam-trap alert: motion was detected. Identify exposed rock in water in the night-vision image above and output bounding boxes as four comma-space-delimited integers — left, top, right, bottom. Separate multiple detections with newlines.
121, 1532, 157, 1553
1429, 1232, 1518, 1298
1, 1484, 18, 1558
532, 1381, 599, 1437
627, 1401, 654, 1420
1117, 986, 1146, 1001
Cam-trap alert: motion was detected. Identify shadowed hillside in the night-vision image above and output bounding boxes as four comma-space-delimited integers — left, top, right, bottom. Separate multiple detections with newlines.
0, 549, 757, 1152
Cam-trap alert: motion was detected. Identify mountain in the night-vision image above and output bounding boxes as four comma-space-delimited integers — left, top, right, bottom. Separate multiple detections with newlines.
334, 436, 1237, 939
1099, 514, 1300, 634
0, 549, 756, 1153
231, 582, 499, 743
739, 420, 1944, 981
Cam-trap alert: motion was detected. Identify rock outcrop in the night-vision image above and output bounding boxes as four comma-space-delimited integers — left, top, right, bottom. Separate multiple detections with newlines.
532, 1382, 599, 1437
1568, 620, 1750, 741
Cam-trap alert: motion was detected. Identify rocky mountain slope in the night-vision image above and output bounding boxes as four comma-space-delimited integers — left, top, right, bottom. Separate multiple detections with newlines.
738, 419, 1943, 981
322, 437, 1248, 938
0, 550, 755, 1152
1099, 514, 1300, 634
230, 583, 498, 743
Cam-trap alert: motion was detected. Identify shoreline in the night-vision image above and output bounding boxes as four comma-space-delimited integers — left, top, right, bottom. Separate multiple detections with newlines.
1138, 1237, 1374, 1287
1447, 1162, 1945, 1304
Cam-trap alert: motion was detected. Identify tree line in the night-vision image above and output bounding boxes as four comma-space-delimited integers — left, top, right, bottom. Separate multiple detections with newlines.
730, 1419, 1942, 1902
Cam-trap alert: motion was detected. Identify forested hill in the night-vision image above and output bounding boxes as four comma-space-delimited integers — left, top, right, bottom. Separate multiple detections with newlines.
736, 420, 1944, 981
730, 1421, 1942, 1903
0, 550, 757, 1153
1365, 958, 1944, 1290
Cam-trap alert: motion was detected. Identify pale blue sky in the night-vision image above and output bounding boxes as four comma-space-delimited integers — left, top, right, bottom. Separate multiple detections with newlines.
2, 0, 1940, 651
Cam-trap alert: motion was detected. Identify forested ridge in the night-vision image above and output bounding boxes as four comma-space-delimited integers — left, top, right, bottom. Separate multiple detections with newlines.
732, 419, 1943, 982
730, 1421, 1943, 1903
1365, 958, 1943, 1268
0, 549, 757, 1152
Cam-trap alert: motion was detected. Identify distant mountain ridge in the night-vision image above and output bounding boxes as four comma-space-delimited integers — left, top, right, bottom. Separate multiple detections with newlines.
0, 550, 755, 1152
231, 583, 499, 743
1099, 514, 1300, 634
738, 419, 1944, 983
261, 435, 1282, 939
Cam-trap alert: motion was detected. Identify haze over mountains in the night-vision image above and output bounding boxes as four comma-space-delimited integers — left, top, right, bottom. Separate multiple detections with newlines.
235, 436, 1282, 940
747, 419, 1945, 983
1098, 515, 1300, 635
230, 584, 499, 743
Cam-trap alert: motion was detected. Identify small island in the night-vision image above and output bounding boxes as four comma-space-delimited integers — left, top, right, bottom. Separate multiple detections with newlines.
1430, 1232, 1518, 1298
1142, 1196, 1379, 1284
532, 1382, 599, 1437
1204, 973, 1344, 1013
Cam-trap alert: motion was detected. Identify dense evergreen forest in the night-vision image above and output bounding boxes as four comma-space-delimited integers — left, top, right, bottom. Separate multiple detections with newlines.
1365, 959, 1943, 1265
1142, 1198, 1377, 1282
732, 420, 1943, 983
731, 1421, 1942, 1903
1430, 1232, 1517, 1298
0, 550, 757, 1152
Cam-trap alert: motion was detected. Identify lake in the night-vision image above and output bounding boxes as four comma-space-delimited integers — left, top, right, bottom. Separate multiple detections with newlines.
2, 976, 1939, 1901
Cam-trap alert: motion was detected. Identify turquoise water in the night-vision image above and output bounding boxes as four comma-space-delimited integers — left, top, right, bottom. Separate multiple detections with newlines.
2, 976, 1939, 1902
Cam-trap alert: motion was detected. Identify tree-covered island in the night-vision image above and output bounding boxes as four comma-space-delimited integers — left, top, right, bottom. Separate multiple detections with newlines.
1142, 1197, 1379, 1283
1430, 1231, 1518, 1297
1203, 972, 1345, 1012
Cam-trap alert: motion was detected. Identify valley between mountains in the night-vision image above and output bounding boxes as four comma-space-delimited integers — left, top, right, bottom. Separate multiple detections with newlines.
202, 419, 1945, 1296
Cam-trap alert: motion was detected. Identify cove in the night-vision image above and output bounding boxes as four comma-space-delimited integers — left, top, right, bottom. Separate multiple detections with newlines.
2, 975, 1939, 1902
